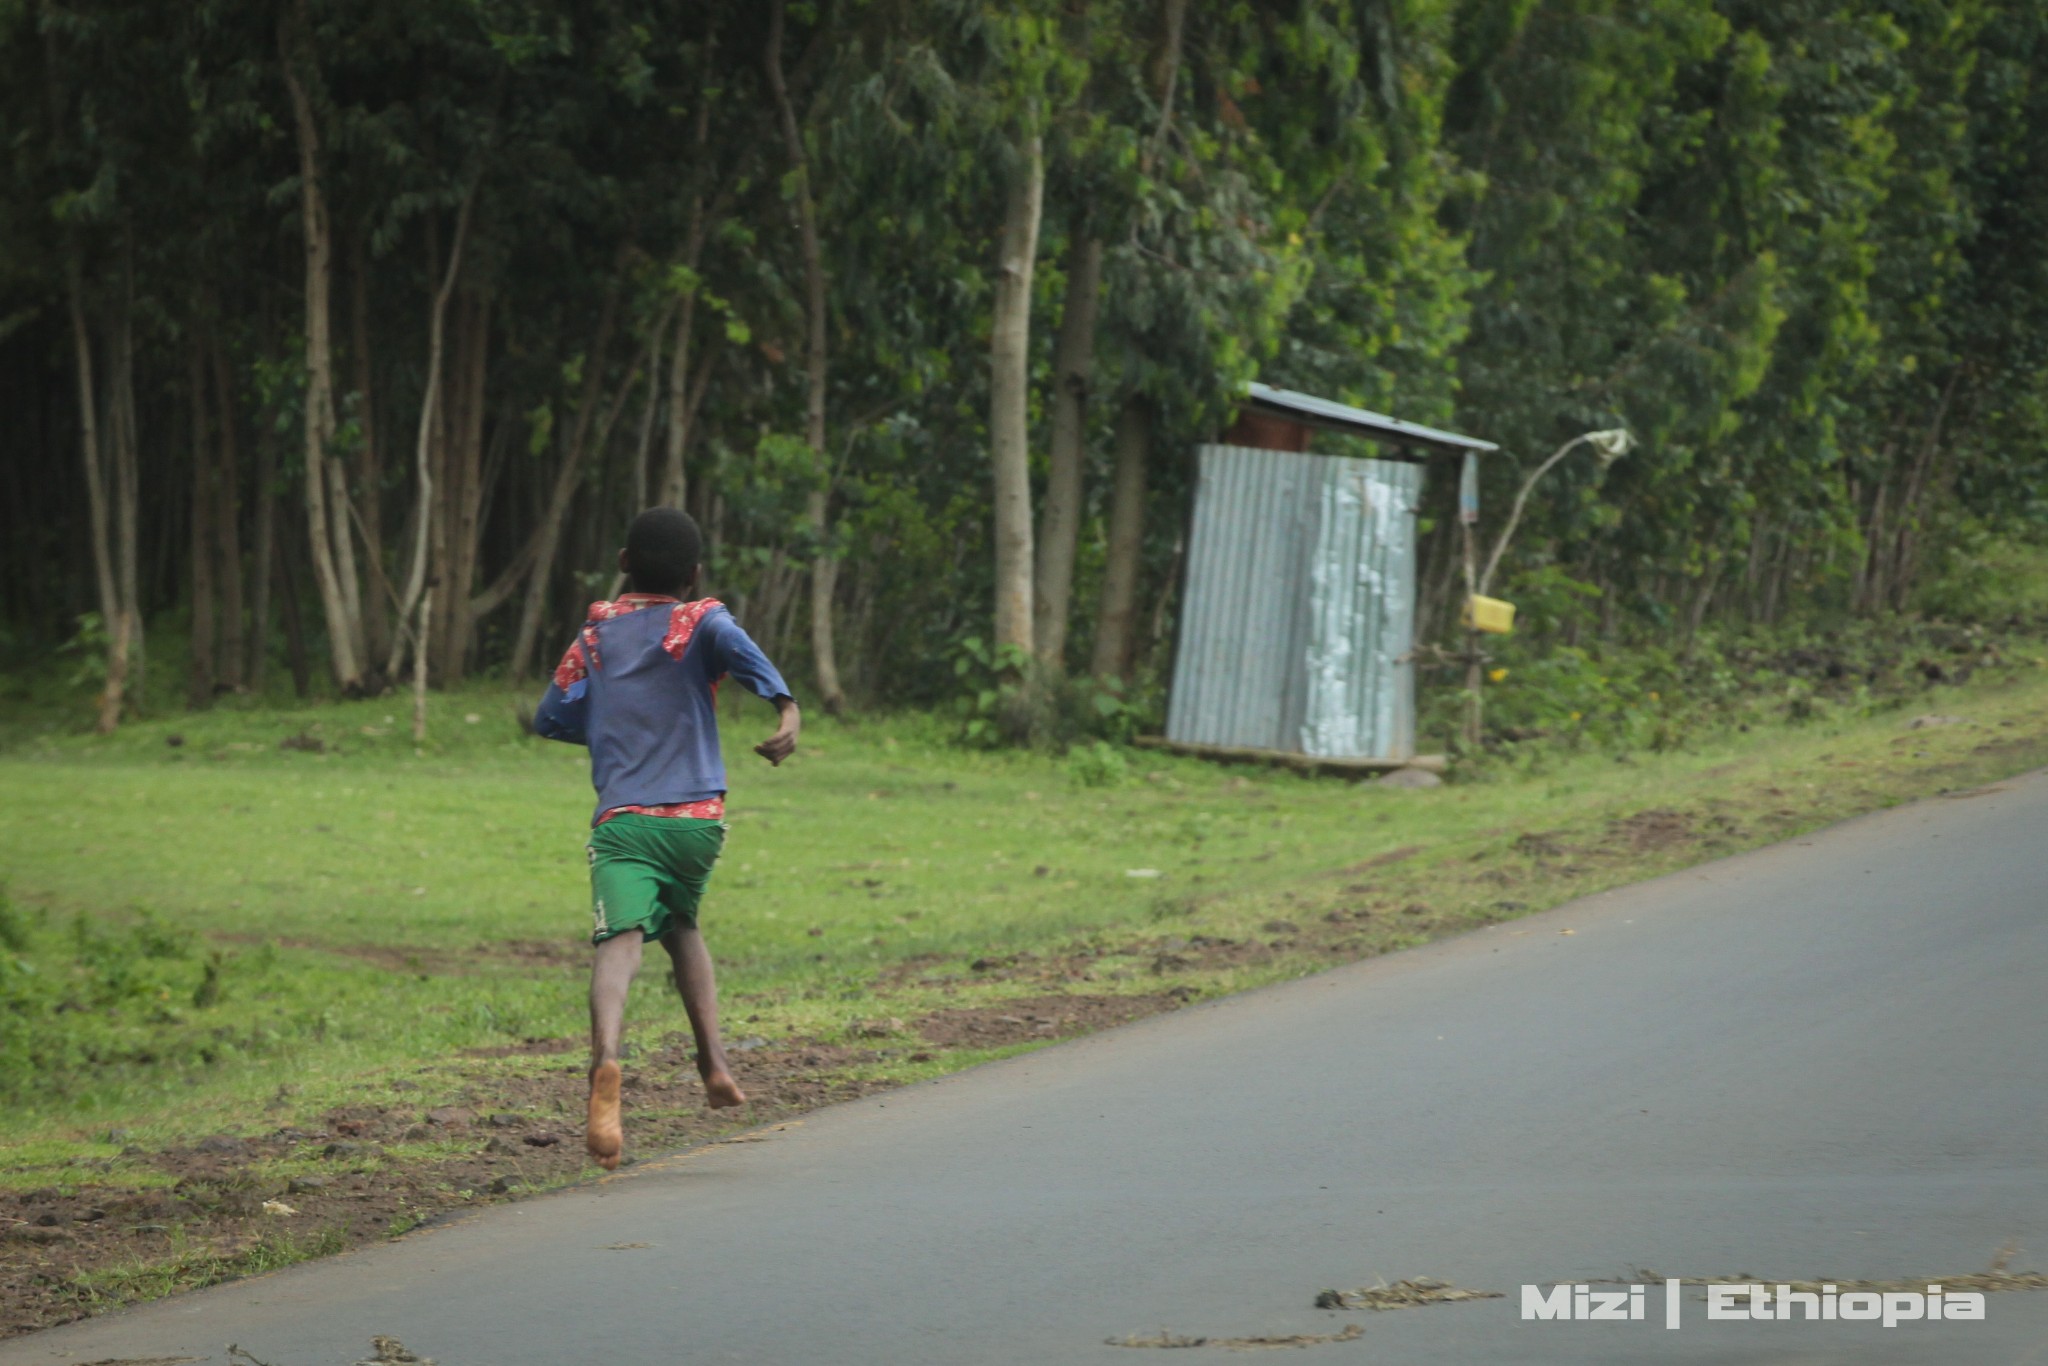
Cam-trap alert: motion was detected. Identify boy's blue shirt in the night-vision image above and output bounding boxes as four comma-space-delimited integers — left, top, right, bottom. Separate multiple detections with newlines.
534, 595, 790, 825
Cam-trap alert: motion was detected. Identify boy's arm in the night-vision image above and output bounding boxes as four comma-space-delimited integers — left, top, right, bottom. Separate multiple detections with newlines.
534, 640, 591, 745
755, 695, 800, 767
706, 611, 800, 766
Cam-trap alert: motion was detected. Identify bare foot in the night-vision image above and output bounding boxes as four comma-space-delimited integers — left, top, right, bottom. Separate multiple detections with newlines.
702, 1069, 747, 1110
586, 1060, 623, 1170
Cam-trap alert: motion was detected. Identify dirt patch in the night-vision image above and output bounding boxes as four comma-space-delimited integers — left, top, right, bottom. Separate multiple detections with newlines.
1608, 808, 1695, 853
209, 934, 464, 977
486, 938, 587, 967
915, 994, 1177, 1049
0, 1033, 899, 1338
209, 936, 587, 978
459, 1036, 579, 1060
1337, 844, 1426, 876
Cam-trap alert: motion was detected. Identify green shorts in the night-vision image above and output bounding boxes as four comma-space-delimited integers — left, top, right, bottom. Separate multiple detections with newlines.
585, 814, 726, 946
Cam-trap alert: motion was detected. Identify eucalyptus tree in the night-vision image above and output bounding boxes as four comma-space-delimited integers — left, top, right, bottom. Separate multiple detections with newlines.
30, 0, 207, 727
1088, 0, 1338, 683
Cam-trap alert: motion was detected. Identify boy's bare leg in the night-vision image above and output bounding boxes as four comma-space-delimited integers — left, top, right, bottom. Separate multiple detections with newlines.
586, 930, 643, 1169
659, 924, 746, 1109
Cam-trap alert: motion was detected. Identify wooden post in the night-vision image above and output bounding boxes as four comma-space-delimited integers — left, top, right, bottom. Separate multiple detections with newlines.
1458, 451, 1482, 750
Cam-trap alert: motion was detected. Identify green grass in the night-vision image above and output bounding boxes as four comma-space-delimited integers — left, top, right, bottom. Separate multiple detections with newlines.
6, 659, 2048, 1162
64, 1224, 349, 1312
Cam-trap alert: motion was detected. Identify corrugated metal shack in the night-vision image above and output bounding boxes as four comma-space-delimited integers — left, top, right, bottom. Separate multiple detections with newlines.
1161, 383, 1497, 770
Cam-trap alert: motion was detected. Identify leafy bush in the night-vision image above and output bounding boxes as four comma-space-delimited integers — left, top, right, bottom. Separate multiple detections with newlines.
1065, 740, 1131, 788
949, 636, 1157, 749
1419, 560, 2039, 771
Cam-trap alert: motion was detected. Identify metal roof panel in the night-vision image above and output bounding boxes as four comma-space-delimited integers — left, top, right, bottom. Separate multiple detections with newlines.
1245, 381, 1498, 455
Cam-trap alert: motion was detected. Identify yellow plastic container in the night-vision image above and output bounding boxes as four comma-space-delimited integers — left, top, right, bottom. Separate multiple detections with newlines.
1463, 594, 1517, 635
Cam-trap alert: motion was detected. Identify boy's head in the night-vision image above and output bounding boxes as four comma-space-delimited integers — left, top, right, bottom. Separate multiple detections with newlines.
618, 508, 704, 597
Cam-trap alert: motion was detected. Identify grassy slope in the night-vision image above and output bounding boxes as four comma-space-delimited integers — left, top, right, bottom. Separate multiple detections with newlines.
4, 662, 2047, 1161
2, 661, 2048, 1327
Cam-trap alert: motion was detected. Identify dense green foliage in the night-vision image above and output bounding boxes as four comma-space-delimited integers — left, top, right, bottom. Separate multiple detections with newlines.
3, 0, 2046, 737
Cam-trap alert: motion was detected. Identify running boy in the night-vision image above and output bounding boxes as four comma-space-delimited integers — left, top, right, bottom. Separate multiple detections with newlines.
534, 508, 800, 1170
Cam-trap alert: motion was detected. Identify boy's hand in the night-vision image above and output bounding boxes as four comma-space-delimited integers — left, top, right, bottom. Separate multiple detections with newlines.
755, 696, 801, 766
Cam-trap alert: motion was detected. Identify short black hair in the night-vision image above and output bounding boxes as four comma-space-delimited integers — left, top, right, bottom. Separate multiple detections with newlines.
623, 508, 704, 596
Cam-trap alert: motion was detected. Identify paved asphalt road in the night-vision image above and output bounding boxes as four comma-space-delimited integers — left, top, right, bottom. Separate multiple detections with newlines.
7, 770, 2048, 1366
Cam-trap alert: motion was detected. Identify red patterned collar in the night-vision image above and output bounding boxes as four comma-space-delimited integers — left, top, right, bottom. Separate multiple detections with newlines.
555, 597, 724, 691
587, 593, 680, 621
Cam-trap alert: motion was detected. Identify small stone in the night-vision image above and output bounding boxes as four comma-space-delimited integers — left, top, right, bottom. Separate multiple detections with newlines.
196, 1135, 250, 1157
483, 1137, 520, 1156
130, 1223, 169, 1234
1375, 767, 1443, 789
1260, 920, 1300, 935
323, 1141, 363, 1158
522, 1132, 561, 1148
401, 1124, 432, 1141
487, 1113, 525, 1129
969, 958, 996, 972
488, 1176, 518, 1195
730, 1037, 769, 1052
16, 1226, 71, 1245
425, 1106, 475, 1126
76, 1207, 106, 1222
33, 1212, 62, 1227
288, 1176, 329, 1194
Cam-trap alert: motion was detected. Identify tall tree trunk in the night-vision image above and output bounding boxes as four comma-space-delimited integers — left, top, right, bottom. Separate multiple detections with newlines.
435, 289, 493, 682
1092, 395, 1150, 682
1860, 474, 1890, 615
1887, 371, 1961, 611
187, 338, 217, 709
628, 297, 672, 519
280, 7, 367, 694
508, 273, 628, 677
110, 245, 143, 713
276, 514, 312, 698
210, 336, 246, 690
767, 0, 843, 712
660, 21, 720, 512
387, 186, 477, 682
989, 130, 1045, 662
349, 224, 388, 664
660, 288, 699, 511
65, 246, 125, 733
1033, 233, 1103, 670
248, 406, 278, 690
